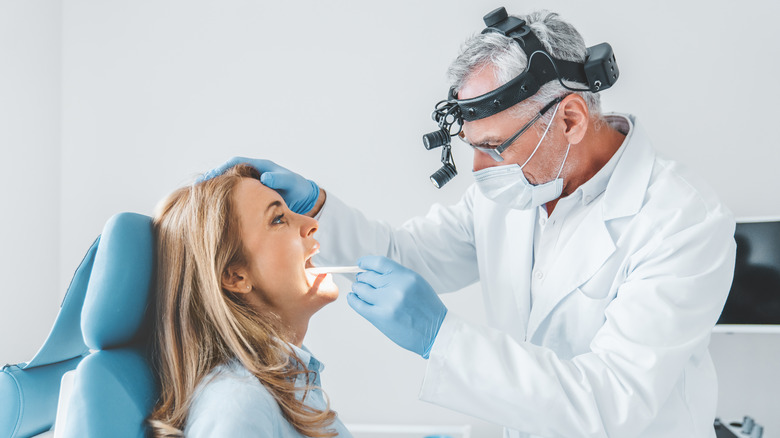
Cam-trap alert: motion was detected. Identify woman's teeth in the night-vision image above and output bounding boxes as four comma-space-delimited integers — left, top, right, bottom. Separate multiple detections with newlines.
305, 248, 320, 269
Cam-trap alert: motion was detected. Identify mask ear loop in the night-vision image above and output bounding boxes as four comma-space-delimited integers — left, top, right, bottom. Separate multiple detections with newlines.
519, 99, 562, 170
555, 143, 571, 180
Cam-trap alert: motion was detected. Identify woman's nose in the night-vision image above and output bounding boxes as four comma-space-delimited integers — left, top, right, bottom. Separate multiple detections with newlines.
299, 214, 318, 237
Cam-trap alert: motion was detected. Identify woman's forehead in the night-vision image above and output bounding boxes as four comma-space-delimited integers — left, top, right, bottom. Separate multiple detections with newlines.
234, 178, 285, 210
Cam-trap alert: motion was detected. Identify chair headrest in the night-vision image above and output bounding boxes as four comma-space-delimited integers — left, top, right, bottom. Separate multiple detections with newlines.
82, 213, 155, 350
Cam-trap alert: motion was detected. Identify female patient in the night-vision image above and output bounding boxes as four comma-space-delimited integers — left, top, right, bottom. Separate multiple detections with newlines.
147, 165, 351, 437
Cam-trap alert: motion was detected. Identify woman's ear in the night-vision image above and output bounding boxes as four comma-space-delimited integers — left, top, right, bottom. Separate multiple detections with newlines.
221, 266, 252, 294
560, 94, 589, 145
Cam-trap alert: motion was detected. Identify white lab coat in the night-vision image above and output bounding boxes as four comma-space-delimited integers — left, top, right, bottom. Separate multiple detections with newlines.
314, 114, 736, 438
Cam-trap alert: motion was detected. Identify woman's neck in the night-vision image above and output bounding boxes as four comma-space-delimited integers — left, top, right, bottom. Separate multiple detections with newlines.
285, 315, 310, 347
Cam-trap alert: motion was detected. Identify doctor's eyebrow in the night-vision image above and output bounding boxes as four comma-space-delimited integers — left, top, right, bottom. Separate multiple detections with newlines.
471, 137, 502, 148
461, 133, 502, 147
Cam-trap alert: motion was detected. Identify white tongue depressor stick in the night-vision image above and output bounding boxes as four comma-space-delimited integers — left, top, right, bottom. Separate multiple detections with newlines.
306, 266, 366, 275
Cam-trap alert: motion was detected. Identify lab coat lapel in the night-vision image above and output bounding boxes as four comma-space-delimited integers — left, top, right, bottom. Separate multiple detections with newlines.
505, 208, 535, 338
525, 114, 655, 340
526, 205, 615, 339
476, 197, 535, 341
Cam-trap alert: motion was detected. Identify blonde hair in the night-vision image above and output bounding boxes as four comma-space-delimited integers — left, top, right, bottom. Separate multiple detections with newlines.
148, 165, 337, 437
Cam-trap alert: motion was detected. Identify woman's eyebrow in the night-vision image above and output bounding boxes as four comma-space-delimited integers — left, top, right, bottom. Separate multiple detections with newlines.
265, 200, 282, 214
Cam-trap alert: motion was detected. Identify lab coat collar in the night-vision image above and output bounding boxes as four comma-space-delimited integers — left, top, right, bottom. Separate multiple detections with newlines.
572, 114, 630, 207
600, 114, 655, 221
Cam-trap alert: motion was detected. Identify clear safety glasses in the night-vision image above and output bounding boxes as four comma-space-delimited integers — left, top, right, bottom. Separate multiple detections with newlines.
458, 96, 565, 162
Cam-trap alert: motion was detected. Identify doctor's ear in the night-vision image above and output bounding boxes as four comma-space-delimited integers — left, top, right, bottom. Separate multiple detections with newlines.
221, 266, 252, 294
560, 94, 589, 145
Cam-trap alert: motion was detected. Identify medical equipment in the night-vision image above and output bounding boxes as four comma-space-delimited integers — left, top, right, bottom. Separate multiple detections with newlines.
714, 416, 764, 438
714, 217, 780, 333
306, 266, 366, 275
422, 6, 619, 187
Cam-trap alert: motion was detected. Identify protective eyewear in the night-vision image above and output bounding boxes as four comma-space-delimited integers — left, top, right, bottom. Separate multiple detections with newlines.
458, 96, 564, 162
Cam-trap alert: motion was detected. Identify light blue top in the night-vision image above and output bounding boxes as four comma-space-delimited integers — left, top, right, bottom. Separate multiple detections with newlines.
184, 344, 352, 437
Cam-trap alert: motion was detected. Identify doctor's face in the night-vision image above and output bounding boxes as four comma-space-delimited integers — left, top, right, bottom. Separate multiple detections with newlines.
459, 65, 567, 185
231, 178, 338, 318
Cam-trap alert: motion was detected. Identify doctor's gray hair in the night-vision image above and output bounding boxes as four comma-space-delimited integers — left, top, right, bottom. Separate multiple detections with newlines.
448, 10, 602, 125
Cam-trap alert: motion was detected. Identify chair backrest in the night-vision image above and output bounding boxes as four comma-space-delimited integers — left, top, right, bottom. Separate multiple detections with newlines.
1, 212, 159, 438
59, 212, 158, 438
0, 239, 98, 438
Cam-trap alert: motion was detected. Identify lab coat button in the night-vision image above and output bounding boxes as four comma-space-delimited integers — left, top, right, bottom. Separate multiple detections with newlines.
534, 270, 544, 280
540, 217, 547, 226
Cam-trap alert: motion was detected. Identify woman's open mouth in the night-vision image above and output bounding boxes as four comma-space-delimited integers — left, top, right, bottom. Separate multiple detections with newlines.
303, 247, 338, 294
304, 256, 324, 289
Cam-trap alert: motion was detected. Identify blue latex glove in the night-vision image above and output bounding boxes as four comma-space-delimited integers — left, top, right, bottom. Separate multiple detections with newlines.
348, 256, 447, 359
200, 157, 320, 215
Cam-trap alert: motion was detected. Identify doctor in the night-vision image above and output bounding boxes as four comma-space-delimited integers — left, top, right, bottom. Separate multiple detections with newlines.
207, 8, 736, 438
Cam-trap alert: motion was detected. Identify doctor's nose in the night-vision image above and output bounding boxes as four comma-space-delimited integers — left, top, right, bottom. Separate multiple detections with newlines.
472, 149, 501, 173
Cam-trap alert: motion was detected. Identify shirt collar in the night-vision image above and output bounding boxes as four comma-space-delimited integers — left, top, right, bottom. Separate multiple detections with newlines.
289, 343, 324, 373
572, 114, 633, 206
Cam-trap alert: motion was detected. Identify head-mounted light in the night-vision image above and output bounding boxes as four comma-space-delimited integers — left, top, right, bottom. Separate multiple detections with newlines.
422, 6, 619, 188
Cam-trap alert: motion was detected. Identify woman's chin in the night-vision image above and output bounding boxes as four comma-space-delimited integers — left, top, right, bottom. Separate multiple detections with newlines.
305, 272, 340, 299
317, 274, 340, 300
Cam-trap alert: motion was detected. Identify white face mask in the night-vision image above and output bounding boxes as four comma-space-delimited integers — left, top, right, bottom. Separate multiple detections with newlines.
473, 101, 570, 210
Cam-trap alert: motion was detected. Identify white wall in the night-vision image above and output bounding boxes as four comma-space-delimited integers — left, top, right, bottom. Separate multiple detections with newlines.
0, 0, 61, 365
3, 0, 780, 436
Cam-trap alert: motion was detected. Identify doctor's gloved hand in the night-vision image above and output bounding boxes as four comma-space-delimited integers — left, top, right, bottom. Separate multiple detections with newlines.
348, 256, 448, 359
200, 157, 320, 215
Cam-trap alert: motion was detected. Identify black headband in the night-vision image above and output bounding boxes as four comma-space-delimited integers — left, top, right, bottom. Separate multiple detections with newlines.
451, 7, 618, 122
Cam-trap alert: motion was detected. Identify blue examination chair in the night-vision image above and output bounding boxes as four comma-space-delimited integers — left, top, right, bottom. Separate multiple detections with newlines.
1, 213, 158, 438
